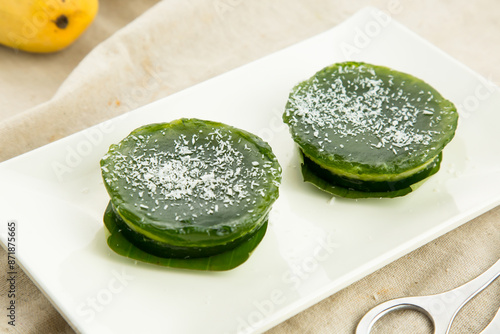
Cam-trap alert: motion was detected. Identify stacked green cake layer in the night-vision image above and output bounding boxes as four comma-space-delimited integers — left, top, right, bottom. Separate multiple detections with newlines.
283, 61, 458, 198
100, 118, 281, 270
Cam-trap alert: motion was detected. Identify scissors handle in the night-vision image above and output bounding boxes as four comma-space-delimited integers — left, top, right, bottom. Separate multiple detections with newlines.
356, 258, 500, 334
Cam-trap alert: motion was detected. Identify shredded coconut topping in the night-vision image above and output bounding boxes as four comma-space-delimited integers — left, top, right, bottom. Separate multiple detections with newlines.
102, 124, 281, 228
285, 63, 445, 164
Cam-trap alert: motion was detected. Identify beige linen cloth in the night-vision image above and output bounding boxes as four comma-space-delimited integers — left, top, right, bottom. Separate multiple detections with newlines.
1, 0, 499, 333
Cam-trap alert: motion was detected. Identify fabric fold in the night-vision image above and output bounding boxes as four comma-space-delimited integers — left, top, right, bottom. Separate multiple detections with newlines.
0, 0, 331, 163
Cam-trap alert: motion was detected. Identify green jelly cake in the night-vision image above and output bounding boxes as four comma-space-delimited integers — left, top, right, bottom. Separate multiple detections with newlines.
283, 61, 458, 198
100, 118, 282, 262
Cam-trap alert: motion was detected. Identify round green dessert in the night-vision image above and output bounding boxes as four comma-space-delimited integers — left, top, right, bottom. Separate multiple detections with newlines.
101, 118, 281, 259
283, 61, 458, 198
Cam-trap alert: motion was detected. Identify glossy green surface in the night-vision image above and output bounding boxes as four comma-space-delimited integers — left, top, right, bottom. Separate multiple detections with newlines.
283, 61, 458, 179
105, 201, 265, 258
104, 202, 268, 270
100, 118, 281, 258
302, 151, 442, 193
301, 151, 441, 198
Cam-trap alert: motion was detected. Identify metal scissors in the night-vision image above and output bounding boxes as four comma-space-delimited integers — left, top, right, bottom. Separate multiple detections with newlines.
356, 258, 500, 334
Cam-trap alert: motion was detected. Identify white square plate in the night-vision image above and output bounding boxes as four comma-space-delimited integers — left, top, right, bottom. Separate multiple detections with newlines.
1, 7, 500, 334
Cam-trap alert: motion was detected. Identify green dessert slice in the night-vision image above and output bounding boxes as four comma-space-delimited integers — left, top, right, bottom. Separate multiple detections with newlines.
301, 152, 441, 199
106, 201, 268, 258
101, 118, 281, 259
103, 201, 268, 271
302, 151, 442, 193
283, 61, 458, 197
